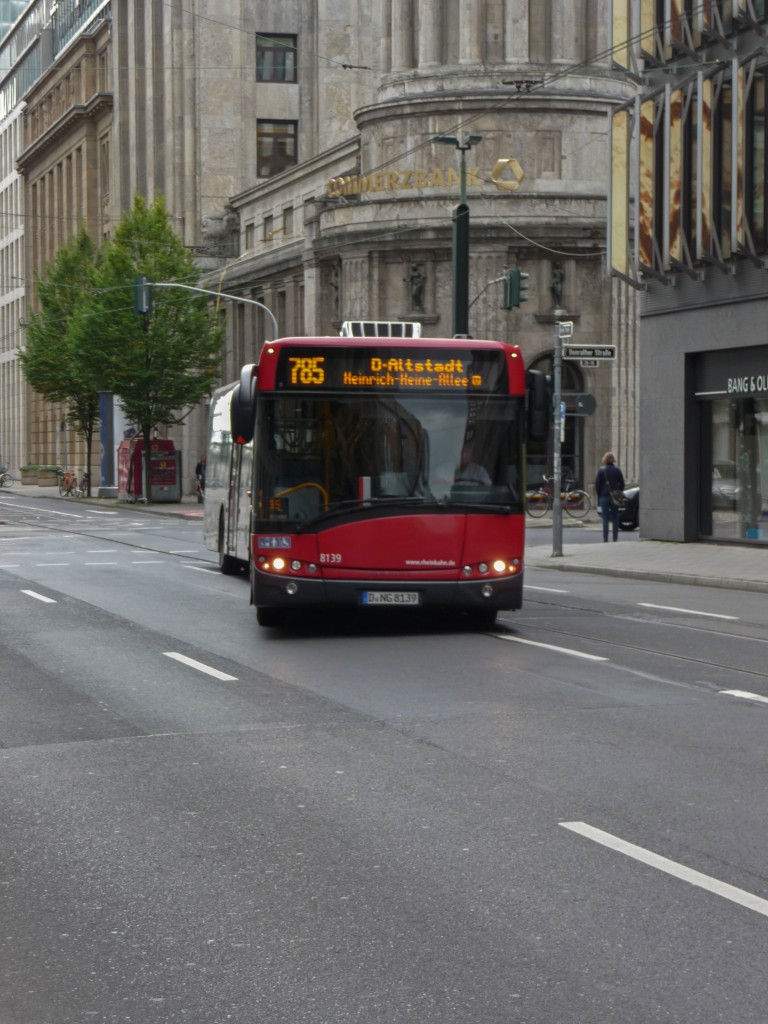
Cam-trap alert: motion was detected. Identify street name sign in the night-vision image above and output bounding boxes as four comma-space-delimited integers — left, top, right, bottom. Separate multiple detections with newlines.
563, 345, 616, 360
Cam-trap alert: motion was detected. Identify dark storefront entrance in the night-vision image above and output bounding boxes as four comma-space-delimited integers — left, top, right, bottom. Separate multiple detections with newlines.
696, 346, 768, 543
525, 353, 586, 489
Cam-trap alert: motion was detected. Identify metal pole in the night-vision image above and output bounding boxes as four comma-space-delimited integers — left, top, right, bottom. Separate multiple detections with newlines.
153, 283, 279, 339
552, 326, 563, 557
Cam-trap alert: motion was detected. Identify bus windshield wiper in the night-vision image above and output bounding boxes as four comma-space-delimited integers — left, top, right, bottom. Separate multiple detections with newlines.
295, 495, 439, 531
294, 496, 513, 531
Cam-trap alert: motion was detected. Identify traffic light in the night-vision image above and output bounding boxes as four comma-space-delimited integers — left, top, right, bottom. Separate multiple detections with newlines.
133, 275, 152, 314
503, 268, 529, 309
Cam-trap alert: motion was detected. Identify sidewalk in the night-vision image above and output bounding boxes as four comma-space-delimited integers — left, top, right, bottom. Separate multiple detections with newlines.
5, 484, 768, 594
7, 483, 204, 520
524, 516, 768, 594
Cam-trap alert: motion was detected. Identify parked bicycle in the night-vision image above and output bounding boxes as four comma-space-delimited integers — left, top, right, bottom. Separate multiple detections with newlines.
525, 475, 592, 519
58, 469, 78, 496
0, 467, 14, 488
75, 471, 90, 498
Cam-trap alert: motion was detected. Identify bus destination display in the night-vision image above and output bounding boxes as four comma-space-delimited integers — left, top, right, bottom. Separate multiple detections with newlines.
275, 347, 509, 394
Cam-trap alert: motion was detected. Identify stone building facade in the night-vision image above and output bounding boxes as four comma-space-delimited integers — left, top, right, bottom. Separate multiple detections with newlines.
216, 0, 638, 489
2, 0, 637, 495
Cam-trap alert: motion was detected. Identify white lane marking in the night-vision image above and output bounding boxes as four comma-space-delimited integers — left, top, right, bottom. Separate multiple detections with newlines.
163, 652, 237, 681
89, 510, 118, 515
22, 589, 56, 603
170, 549, 199, 554
131, 560, 165, 565
85, 561, 118, 566
526, 585, 569, 593
0, 564, 20, 568
0, 502, 84, 518
87, 549, 114, 553
560, 821, 768, 918
721, 689, 768, 705
496, 635, 608, 661
35, 563, 70, 567
639, 602, 738, 621
183, 565, 220, 574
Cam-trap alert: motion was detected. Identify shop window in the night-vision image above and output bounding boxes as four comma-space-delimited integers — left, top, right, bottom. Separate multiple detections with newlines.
256, 34, 297, 83
257, 120, 297, 178
705, 397, 768, 542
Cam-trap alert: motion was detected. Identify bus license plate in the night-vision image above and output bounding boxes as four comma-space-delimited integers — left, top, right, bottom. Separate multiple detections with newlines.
363, 591, 420, 606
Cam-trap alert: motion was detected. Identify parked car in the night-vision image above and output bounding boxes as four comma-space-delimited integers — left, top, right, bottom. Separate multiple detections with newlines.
712, 459, 740, 509
617, 485, 639, 531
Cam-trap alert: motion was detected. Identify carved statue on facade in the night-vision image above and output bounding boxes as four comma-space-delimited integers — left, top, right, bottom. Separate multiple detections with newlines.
408, 263, 425, 311
551, 261, 565, 309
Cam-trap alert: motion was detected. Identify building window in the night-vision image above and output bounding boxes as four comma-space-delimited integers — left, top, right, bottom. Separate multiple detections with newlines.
282, 205, 294, 237
257, 34, 297, 83
263, 215, 274, 241
257, 120, 297, 178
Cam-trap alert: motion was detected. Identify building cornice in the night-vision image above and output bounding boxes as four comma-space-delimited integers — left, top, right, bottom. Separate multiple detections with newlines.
17, 92, 112, 172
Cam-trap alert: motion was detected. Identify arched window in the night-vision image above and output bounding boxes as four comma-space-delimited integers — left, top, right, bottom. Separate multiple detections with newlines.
526, 352, 587, 489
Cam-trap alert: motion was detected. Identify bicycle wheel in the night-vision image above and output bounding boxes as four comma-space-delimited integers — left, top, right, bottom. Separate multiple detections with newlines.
563, 489, 591, 519
58, 476, 68, 496
525, 489, 550, 518
0, 472, 13, 488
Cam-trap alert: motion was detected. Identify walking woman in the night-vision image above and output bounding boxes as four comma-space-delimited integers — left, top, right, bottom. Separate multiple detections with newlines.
594, 451, 625, 542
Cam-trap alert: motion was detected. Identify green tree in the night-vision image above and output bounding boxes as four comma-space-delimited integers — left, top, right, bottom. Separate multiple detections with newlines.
71, 195, 225, 502
19, 228, 100, 492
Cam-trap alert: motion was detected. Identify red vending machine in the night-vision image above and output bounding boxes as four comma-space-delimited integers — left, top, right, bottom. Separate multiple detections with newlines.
117, 437, 182, 502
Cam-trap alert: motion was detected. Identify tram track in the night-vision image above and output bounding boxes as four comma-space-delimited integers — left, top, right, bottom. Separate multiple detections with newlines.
503, 605, 768, 682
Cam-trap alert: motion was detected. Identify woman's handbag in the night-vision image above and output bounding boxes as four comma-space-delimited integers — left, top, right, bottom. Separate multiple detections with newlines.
610, 488, 625, 506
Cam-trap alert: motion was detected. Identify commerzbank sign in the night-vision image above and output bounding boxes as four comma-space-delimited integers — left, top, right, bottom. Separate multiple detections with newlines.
327, 158, 524, 198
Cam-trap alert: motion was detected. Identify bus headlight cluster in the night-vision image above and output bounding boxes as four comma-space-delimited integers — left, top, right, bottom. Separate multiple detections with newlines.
461, 558, 521, 578
257, 556, 318, 575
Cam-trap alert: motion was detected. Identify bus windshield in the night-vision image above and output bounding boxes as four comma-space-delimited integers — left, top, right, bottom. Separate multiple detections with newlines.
252, 392, 525, 527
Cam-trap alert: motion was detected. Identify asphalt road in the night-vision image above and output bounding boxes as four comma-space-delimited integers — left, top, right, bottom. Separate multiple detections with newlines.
1, 495, 767, 1023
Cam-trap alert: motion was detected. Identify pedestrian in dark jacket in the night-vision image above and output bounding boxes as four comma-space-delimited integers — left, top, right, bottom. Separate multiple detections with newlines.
594, 451, 625, 542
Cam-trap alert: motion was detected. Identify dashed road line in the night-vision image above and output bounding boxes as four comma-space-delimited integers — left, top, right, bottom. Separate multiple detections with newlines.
560, 821, 768, 918
720, 689, 768, 705
495, 634, 608, 661
163, 652, 237, 681
21, 589, 56, 603
639, 602, 738, 621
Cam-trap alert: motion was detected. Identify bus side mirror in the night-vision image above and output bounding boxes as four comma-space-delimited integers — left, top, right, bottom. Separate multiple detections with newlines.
526, 369, 550, 442
230, 363, 257, 444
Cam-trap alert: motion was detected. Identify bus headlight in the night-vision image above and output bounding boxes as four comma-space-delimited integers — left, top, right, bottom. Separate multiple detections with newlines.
493, 560, 507, 573
272, 557, 285, 571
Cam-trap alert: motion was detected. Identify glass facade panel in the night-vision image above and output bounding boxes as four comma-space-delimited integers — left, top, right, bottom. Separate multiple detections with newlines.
706, 397, 768, 541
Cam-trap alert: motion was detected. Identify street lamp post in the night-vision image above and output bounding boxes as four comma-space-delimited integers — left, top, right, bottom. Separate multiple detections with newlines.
433, 133, 482, 337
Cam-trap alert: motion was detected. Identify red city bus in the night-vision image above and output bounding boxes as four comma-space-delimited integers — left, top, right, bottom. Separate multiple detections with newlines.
212, 330, 548, 627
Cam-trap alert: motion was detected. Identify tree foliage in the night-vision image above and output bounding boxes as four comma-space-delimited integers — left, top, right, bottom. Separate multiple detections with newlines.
70, 195, 224, 444
19, 227, 100, 482
21, 196, 225, 501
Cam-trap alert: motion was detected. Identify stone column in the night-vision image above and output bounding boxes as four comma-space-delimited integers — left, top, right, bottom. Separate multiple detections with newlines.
459, 0, 483, 64
551, 0, 586, 62
504, 0, 529, 62
418, 0, 441, 67
391, 0, 414, 70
